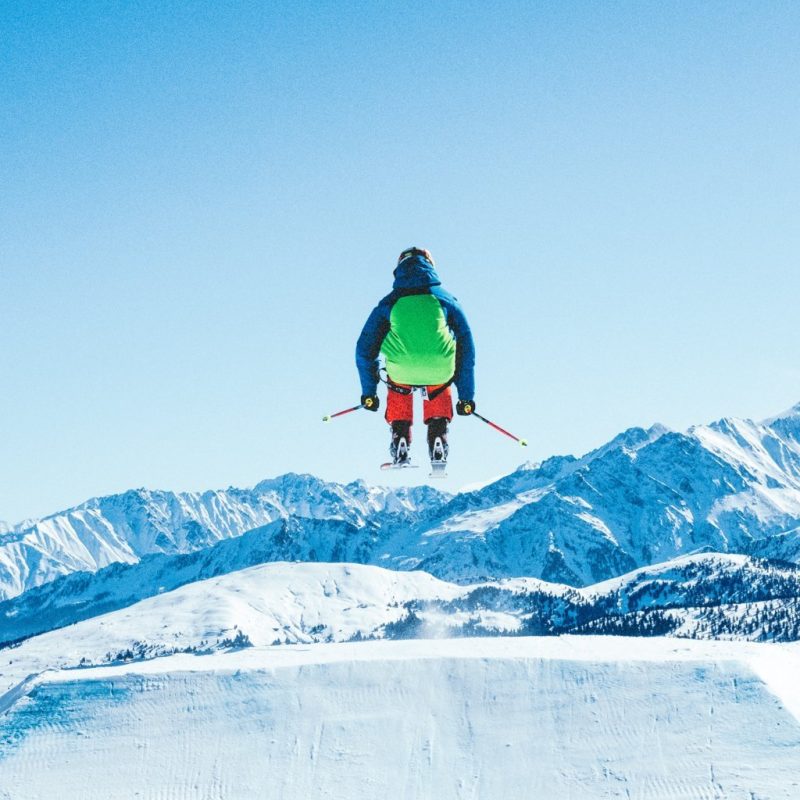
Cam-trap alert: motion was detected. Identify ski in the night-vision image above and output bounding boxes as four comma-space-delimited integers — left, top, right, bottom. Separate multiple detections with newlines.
380, 461, 420, 470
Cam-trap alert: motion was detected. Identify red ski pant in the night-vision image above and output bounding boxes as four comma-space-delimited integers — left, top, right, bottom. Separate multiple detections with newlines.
385, 382, 453, 442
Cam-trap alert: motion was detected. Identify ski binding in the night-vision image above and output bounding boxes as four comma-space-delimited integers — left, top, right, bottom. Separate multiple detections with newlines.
428, 433, 448, 478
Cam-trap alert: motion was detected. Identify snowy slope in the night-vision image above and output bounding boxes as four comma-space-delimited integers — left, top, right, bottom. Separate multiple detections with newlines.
0, 561, 568, 694
2, 637, 800, 800
3, 556, 800, 697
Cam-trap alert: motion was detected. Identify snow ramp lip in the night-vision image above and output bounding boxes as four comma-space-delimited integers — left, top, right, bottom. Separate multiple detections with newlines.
3, 637, 800, 725
0, 671, 55, 717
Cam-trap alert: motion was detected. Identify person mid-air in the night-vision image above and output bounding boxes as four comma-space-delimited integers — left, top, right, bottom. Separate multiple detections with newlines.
356, 247, 476, 474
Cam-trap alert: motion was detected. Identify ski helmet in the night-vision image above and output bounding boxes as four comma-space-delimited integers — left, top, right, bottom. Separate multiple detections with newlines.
397, 247, 435, 267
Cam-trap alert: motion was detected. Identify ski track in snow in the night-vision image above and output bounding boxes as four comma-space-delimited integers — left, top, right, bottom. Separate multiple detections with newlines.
1, 637, 800, 799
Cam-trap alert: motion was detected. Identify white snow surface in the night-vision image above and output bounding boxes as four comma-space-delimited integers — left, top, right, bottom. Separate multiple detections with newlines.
3, 554, 798, 698
584, 552, 752, 595
0, 561, 564, 695
1, 636, 799, 799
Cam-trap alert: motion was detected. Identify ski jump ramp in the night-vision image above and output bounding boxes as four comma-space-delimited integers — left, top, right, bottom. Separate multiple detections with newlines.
1, 637, 799, 799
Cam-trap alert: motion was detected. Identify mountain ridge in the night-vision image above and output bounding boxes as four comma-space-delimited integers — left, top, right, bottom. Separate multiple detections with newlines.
6, 402, 800, 600
0, 476, 450, 599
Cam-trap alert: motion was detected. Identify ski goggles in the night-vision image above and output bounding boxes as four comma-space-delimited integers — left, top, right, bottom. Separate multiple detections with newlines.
397, 247, 435, 266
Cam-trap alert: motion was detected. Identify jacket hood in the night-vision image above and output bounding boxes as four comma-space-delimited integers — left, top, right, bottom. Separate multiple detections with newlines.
392, 255, 442, 290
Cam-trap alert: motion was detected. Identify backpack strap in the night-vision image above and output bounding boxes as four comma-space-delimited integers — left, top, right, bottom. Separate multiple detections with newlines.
426, 376, 454, 401
379, 369, 414, 395
379, 368, 454, 399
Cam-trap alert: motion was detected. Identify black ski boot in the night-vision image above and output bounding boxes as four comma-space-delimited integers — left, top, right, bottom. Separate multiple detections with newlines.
390, 420, 412, 465
427, 417, 449, 477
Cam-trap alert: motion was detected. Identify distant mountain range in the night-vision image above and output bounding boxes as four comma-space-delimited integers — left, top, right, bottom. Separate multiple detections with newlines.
0, 476, 448, 599
3, 400, 800, 672
5, 402, 800, 597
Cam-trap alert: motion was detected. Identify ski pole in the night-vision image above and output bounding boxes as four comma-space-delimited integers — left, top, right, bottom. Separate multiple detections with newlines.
322, 404, 363, 423
471, 411, 528, 446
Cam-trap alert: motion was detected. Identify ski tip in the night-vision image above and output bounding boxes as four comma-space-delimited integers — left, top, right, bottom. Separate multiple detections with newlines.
322, 416, 331, 423
519, 438, 528, 447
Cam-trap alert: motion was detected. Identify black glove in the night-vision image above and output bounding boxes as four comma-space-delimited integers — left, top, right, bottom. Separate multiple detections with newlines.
456, 400, 475, 416
361, 394, 380, 412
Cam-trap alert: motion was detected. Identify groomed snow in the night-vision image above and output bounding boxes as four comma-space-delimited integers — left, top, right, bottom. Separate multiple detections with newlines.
2, 636, 800, 799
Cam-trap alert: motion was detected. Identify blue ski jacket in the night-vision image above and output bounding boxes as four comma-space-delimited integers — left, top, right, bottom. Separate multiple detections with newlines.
356, 254, 476, 400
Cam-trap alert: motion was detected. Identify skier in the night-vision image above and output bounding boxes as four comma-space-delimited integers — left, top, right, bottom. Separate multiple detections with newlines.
356, 247, 476, 471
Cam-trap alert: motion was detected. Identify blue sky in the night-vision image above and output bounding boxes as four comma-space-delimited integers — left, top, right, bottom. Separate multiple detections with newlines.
2, 1, 800, 521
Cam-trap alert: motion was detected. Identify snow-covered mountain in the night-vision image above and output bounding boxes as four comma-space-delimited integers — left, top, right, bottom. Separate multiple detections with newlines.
0, 519, 386, 645
6, 513, 798, 649
6, 401, 800, 607
0, 476, 449, 599
393, 403, 800, 584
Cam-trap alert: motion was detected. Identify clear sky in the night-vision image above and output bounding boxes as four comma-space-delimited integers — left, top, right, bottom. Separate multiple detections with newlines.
2, 1, 800, 522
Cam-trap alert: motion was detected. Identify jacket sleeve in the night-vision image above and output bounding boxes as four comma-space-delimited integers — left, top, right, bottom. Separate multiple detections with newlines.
355, 299, 391, 396
443, 296, 476, 400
